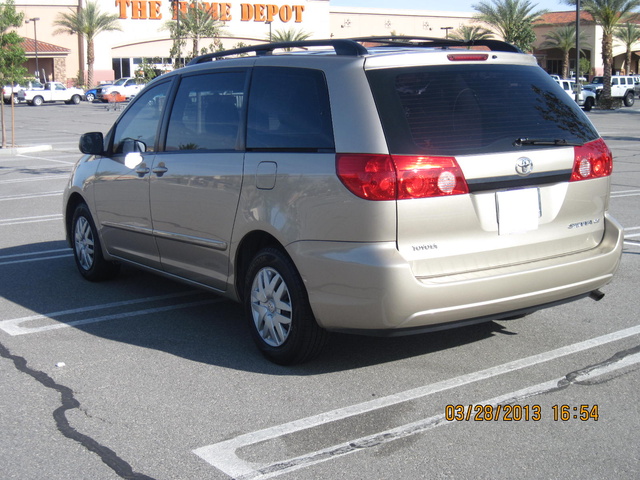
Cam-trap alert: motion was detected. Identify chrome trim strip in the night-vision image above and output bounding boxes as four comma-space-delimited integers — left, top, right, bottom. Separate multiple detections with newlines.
101, 222, 227, 251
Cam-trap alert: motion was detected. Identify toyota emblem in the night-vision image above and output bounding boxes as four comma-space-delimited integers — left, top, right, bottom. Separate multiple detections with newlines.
515, 157, 534, 176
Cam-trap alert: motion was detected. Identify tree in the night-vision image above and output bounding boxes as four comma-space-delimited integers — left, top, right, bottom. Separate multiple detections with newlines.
472, 0, 547, 52
268, 27, 312, 50
0, 0, 25, 148
614, 22, 640, 73
565, 0, 640, 106
53, 1, 121, 88
540, 25, 588, 78
164, 1, 226, 62
449, 25, 495, 42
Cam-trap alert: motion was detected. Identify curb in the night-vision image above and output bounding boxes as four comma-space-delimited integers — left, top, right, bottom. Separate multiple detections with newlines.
0, 145, 53, 156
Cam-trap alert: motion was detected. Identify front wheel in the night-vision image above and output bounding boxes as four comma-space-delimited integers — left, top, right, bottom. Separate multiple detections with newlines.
85, 92, 95, 102
244, 247, 328, 365
624, 91, 635, 107
583, 97, 594, 112
71, 203, 120, 281
70, 94, 81, 104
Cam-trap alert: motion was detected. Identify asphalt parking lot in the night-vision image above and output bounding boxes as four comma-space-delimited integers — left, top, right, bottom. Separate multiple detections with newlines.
1, 100, 639, 480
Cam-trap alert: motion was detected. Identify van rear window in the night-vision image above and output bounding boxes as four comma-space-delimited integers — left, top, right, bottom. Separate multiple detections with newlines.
366, 64, 599, 156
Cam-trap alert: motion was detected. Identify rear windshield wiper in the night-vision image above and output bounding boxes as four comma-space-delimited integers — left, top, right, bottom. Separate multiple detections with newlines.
514, 138, 583, 147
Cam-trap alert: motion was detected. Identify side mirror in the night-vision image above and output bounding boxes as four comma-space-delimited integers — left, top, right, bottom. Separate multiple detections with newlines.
79, 132, 105, 155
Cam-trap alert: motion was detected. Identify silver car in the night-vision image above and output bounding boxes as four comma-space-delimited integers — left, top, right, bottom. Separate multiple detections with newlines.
64, 37, 623, 364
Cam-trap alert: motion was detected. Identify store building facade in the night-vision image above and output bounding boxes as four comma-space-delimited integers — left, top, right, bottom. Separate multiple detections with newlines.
13, 0, 640, 86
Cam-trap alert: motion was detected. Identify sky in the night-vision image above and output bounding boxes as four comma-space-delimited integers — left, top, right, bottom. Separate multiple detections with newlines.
330, 0, 574, 14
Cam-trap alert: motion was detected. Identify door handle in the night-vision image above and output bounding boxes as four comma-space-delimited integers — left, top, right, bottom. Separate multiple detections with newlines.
135, 163, 150, 177
152, 163, 168, 176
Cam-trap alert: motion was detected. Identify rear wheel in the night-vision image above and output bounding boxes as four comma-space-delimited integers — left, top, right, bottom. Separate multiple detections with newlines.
624, 91, 635, 107
244, 247, 328, 365
31, 96, 43, 106
72, 203, 120, 281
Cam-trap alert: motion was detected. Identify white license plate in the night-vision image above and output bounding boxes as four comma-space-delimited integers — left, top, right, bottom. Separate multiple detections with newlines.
496, 188, 540, 235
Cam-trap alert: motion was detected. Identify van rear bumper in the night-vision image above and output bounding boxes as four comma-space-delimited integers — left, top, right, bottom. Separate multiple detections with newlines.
289, 213, 624, 333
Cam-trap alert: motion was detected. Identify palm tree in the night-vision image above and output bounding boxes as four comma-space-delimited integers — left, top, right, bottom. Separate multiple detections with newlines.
449, 25, 495, 42
53, 1, 121, 88
179, 4, 226, 59
614, 22, 640, 73
472, 0, 547, 52
565, 0, 640, 105
268, 28, 312, 50
540, 25, 588, 78
164, 1, 226, 61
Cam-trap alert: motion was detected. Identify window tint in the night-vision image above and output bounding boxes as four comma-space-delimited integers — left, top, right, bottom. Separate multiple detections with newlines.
367, 64, 599, 156
165, 72, 245, 151
112, 81, 170, 154
247, 67, 334, 151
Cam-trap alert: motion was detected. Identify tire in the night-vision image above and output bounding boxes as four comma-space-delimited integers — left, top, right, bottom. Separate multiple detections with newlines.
31, 96, 43, 106
71, 94, 81, 105
71, 203, 120, 281
583, 97, 594, 112
85, 93, 95, 102
244, 247, 328, 365
623, 91, 635, 107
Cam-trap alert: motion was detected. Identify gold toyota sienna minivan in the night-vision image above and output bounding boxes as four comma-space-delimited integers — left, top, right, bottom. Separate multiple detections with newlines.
64, 38, 624, 364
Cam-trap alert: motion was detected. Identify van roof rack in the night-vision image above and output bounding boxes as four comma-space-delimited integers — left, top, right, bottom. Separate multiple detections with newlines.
188, 36, 521, 65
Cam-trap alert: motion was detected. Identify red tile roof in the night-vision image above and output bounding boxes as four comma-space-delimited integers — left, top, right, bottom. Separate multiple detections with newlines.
536, 10, 640, 25
21, 38, 70, 54
535, 10, 595, 24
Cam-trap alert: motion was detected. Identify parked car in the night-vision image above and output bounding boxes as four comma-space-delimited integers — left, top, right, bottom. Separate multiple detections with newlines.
96, 77, 145, 102
554, 78, 596, 111
84, 83, 112, 102
20, 81, 84, 106
64, 38, 623, 364
583, 75, 636, 106
3, 80, 43, 104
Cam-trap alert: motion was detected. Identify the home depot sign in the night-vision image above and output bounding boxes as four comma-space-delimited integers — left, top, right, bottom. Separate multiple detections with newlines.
115, 0, 305, 23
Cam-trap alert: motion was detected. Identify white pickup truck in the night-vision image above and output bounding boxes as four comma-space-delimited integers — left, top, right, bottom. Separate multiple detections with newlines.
20, 81, 84, 106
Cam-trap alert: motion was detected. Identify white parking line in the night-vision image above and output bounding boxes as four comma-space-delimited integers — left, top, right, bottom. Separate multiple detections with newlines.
0, 291, 222, 336
0, 191, 63, 201
0, 214, 63, 226
0, 175, 68, 184
193, 324, 640, 479
0, 248, 70, 260
233, 350, 640, 480
0, 253, 73, 266
16, 154, 76, 165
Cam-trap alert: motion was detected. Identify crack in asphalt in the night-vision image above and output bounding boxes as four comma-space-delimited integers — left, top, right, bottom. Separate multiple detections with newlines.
0, 341, 157, 480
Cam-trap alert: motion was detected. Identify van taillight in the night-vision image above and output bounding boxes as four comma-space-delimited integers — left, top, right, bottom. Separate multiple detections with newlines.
336, 154, 469, 200
571, 138, 613, 181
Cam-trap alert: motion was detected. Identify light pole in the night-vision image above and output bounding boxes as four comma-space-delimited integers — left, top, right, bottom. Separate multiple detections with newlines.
441, 26, 453, 39
26, 17, 40, 79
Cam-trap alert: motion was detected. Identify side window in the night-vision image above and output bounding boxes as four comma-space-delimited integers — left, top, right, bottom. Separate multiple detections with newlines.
247, 67, 334, 151
612, 78, 619, 85
112, 81, 171, 154
165, 72, 245, 151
